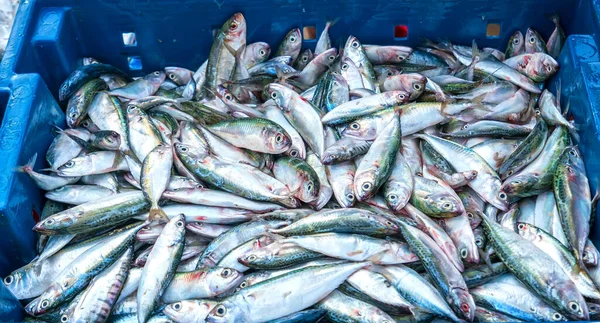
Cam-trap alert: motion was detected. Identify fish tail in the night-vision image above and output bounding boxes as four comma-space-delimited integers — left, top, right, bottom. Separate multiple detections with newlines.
15, 153, 37, 173
148, 205, 169, 223
326, 17, 341, 29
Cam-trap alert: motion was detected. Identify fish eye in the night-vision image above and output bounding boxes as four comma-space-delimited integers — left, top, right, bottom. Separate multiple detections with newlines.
176, 220, 184, 228
69, 112, 78, 119
45, 218, 55, 225
553, 313, 563, 321
460, 248, 468, 258
215, 304, 227, 316
289, 36, 297, 43
413, 83, 422, 91
351, 41, 359, 48
61, 314, 68, 322
247, 254, 257, 262
569, 301, 580, 312
168, 73, 176, 80
3, 275, 13, 285
303, 56, 309, 62
271, 92, 278, 99
546, 66, 553, 73
240, 281, 248, 288
499, 192, 507, 200
467, 212, 473, 219
307, 182, 314, 192
385, 220, 394, 227
398, 93, 406, 100
475, 238, 482, 246
518, 223, 526, 230
529, 37, 536, 43
535, 109, 541, 116
513, 38, 520, 45
61, 84, 67, 90
513, 180, 522, 185
82, 120, 90, 127
569, 149, 578, 157
40, 300, 50, 309
221, 268, 232, 277
153, 71, 161, 76
346, 193, 355, 201
179, 146, 189, 152
328, 55, 335, 61
229, 22, 238, 30
224, 93, 233, 100
462, 124, 469, 130
349, 122, 360, 130
127, 105, 137, 112
443, 202, 452, 209
387, 71, 393, 76
460, 302, 470, 312
341, 63, 348, 70
362, 182, 372, 191
507, 170, 514, 176
275, 134, 283, 143
259, 49, 266, 56
289, 149, 298, 157
64, 161, 75, 168
173, 302, 182, 311
388, 194, 397, 201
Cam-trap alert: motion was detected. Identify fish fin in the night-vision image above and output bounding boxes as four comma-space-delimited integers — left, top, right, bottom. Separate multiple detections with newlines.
15, 153, 38, 173
180, 78, 196, 102
556, 79, 562, 109
591, 185, 600, 228
148, 205, 169, 223
51, 125, 64, 136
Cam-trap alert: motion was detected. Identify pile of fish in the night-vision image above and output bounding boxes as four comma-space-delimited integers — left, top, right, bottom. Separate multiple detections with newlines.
5, 11, 597, 323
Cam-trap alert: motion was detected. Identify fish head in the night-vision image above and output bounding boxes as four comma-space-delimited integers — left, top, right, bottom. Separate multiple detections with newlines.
246, 42, 271, 66
525, 28, 546, 53
527, 53, 559, 82
501, 172, 538, 197
560, 146, 586, 171
339, 57, 362, 83
135, 223, 164, 243
515, 222, 540, 240
266, 83, 293, 111
342, 118, 378, 140
432, 195, 462, 216
95, 130, 122, 150
465, 210, 482, 228
297, 49, 313, 68
314, 48, 338, 68
385, 90, 410, 106
560, 291, 589, 320
343, 35, 366, 63
385, 185, 411, 212
370, 213, 400, 233
164, 300, 216, 322
206, 267, 244, 295
3, 267, 28, 297
403, 74, 427, 100
56, 156, 86, 176
25, 283, 67, 315
278, 28, 302, 56
206, 299, 247, 323
238, 243, 275, 267
354, 172, 377, 201
450, 288, 476, 321
34, 211, 77, 234
222, 13, 246, 42
265, 126, 292, 154
174, 142, 206, 162
506, 30, 524, 56
144, 70, 166, 87
65, 98, 84, 128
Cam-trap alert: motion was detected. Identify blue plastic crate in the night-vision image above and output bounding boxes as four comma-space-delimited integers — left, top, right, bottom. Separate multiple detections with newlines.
1, 0, 600, 319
